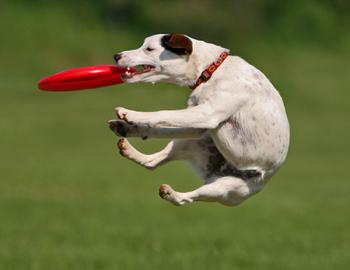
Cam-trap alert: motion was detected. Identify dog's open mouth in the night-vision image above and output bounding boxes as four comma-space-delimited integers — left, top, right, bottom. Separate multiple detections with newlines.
121, 65, 156, 80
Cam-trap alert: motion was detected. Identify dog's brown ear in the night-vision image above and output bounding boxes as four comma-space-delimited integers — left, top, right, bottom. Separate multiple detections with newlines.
161, 33, 193, 55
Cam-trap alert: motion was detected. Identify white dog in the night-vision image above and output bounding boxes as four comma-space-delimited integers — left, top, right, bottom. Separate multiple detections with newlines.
108, 33, 290, 206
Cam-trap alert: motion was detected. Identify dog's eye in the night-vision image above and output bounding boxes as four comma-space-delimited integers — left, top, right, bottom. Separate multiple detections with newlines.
145, 47, 155, 52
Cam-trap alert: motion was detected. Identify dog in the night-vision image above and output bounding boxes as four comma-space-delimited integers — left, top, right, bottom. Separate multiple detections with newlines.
108, 33, 290, 206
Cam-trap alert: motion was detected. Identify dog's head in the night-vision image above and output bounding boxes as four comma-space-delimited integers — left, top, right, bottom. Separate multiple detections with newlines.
114, 34, 199, 86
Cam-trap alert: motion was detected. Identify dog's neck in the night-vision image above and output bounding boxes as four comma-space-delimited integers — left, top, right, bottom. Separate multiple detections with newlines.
190, 51, 229, 90
188, 40, 230, 89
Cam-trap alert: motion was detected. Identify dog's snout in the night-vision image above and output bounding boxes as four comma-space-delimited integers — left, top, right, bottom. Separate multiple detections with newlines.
114, 53, 122, 63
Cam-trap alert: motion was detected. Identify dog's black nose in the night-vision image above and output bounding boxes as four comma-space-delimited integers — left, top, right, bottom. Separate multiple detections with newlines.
113, 53, 122, 63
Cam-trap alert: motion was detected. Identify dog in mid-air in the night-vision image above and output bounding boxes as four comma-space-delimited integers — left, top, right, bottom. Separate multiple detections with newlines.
108, 33, 290, 206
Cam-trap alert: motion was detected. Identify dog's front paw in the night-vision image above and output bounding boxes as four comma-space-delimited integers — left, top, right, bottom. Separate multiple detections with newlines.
108, 119, 149, 139
108, 119, 130, 137
115, 107, 134, 124
115, 107, 151, 127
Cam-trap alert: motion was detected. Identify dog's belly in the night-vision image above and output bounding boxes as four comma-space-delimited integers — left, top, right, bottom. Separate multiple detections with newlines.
210, 101, 290, 178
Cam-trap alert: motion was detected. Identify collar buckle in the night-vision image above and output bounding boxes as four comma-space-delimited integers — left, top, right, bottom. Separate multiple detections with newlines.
200, 70, 211, 82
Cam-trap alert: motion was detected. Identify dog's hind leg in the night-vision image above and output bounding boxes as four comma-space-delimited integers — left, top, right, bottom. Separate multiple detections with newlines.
159, 176, 252, 206
117, 136, 259, 206
157, 137, 261, 206
116, 138, 200, 170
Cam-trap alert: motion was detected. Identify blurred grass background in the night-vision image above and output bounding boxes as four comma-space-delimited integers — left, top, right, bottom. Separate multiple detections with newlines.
1, 0, 350, 269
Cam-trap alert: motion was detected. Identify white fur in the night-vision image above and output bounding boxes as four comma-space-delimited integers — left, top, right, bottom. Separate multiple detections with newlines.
109, 34, 290, 206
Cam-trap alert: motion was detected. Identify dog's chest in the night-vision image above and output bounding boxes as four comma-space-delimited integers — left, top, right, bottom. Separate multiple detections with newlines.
187, 85, 215, 107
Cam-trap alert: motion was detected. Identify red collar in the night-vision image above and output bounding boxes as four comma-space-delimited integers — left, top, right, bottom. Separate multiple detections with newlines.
190, 51, 229, 90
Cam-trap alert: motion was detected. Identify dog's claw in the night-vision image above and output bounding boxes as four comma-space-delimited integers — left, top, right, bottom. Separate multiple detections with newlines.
117, 112, 128, 122
121, 113, 128, 121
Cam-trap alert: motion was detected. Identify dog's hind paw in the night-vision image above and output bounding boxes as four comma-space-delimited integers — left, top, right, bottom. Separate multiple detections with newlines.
159, 184, 171, 198
159, 184, 191, 206
117, 138, 127, 156
117, 138, 137, 158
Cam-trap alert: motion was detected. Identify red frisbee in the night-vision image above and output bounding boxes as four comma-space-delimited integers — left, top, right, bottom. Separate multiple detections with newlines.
38, 65, 135, 91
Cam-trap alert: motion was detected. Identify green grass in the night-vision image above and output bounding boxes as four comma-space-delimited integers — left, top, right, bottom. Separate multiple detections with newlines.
0, 2, 349, 269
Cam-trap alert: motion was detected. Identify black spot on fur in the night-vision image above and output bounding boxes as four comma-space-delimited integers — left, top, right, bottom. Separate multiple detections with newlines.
198, 137, 260, 181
